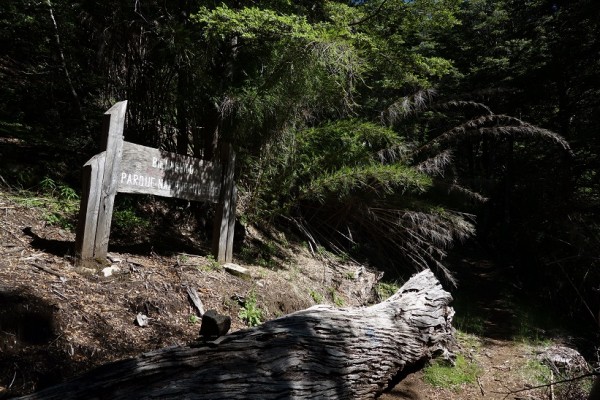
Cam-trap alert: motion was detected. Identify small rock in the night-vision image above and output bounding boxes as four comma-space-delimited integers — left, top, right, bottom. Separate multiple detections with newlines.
107, 253, 123, 263
136, 313, 149, 327
102, 265, 121, 277
199, 309, 231, 339
537, 345, 590, 374
223, 263, 250, 279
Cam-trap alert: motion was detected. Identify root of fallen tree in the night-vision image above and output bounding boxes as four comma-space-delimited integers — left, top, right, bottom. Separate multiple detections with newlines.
18, 269, 455, 400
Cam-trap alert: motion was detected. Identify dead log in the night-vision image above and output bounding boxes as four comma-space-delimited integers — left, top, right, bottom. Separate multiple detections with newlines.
18, 269, 455, 400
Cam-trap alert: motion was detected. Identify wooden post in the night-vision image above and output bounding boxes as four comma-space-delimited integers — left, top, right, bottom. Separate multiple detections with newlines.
212, 144, 236, 263
74, 152, 106, 259
75, 101, 127, 260
93, 101, 127, 258
76, 100, 233, 263
225, 186, 237, 262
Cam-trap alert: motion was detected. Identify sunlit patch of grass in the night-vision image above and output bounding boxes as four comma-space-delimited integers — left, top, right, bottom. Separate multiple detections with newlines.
456, 330, 482, 351
10, 179, 80, 230
423, 354, 482, 389
309, 289, 323, 304
520, 358, 552, 386
375, 281, 400, 300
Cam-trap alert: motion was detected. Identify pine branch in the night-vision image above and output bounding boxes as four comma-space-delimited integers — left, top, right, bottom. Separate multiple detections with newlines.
381, 89, 437, 124
415, 150, 453, 176
416, 114, 572, 157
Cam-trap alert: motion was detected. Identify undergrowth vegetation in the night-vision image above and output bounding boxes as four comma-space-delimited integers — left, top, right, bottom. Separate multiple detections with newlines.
423, 354, 481, 389
243, 99, 571, 288
238, 290, 263, 327
8, 177, 81, 230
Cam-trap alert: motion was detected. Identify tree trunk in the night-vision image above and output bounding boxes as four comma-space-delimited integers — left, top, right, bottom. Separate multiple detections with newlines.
18, 270, 455, 400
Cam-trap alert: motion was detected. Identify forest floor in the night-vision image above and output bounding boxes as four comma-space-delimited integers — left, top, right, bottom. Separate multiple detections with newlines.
0, 188, 595, 399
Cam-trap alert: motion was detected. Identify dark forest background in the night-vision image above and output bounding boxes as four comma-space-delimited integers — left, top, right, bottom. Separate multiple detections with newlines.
1, 0, 599, 339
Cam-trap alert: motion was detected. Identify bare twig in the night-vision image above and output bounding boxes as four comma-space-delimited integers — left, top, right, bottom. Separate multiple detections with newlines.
1, 246, 25, 255
30, 261, 64, 279
0, 174, 10, 188
498, 371, 599, 399
477, 376, 485, 396
8, 367, 17, 389
52, 289, 68, 300
550, 370, 555, 400
46, 0, 81, 114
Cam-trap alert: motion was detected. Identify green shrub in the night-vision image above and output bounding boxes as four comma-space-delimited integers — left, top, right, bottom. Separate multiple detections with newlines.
199, 254, 221, 271
375, 281, 400, 300
112, 208, 150, 231
16, 178, 82, 230
309, 289, 324, 304
239, 290, 263, 327
329, 287, 344, 307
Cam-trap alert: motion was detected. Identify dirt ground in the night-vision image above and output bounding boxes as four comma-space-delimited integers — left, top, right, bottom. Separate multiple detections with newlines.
0, 189, 593, 399
383, 339, 553, 400
0, 189, 383, 397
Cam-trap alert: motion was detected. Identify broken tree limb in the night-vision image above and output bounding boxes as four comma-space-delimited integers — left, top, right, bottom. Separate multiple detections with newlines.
17, 269, 455, 400
186, 285, 205, 316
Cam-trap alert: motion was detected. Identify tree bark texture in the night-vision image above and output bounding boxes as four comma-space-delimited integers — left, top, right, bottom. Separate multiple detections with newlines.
18, 269, 455, 400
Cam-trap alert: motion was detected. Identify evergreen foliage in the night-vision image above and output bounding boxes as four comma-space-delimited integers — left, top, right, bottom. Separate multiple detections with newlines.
1, 0, 599, 323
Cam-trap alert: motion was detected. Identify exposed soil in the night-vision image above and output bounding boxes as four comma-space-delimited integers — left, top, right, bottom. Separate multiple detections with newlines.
0, 189, 384, 397
383, 339, 553, 400
0, 188, 593, 399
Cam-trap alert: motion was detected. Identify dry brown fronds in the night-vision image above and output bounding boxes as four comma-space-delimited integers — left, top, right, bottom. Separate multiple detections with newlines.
446, 183, 489, 203
416, 150, 453, 176
432, 100, 493, 115
376, 143, 415, 164
416, 114, 572, 157
381, 89, 437, 125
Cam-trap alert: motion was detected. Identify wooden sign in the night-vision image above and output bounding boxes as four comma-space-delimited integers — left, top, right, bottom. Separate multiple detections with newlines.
75, 101, 236, 263
118, 142, 222, 203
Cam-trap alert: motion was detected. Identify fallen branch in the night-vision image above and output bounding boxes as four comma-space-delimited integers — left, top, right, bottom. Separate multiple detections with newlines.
186, 285, 205, 316
497, 371, 599, 399
30, 261, 64, 279
17, 269, 455, 400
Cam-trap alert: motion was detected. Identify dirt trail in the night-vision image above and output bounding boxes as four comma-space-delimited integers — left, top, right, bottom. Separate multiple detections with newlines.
382, 255, 593, 400
382, 338, 544, 400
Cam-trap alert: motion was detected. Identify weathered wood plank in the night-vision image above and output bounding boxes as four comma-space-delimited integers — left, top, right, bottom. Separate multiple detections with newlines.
212, 144, 236, 263
118, 142, 221, 203
225, 186, 237, 262
93, 101, 127, 259
186, 286, 205, 316
16, 270, 455, 400
74, 151, 106, 259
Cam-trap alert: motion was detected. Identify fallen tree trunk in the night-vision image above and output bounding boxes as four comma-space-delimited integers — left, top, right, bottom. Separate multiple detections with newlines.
18, 269, 455, 400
